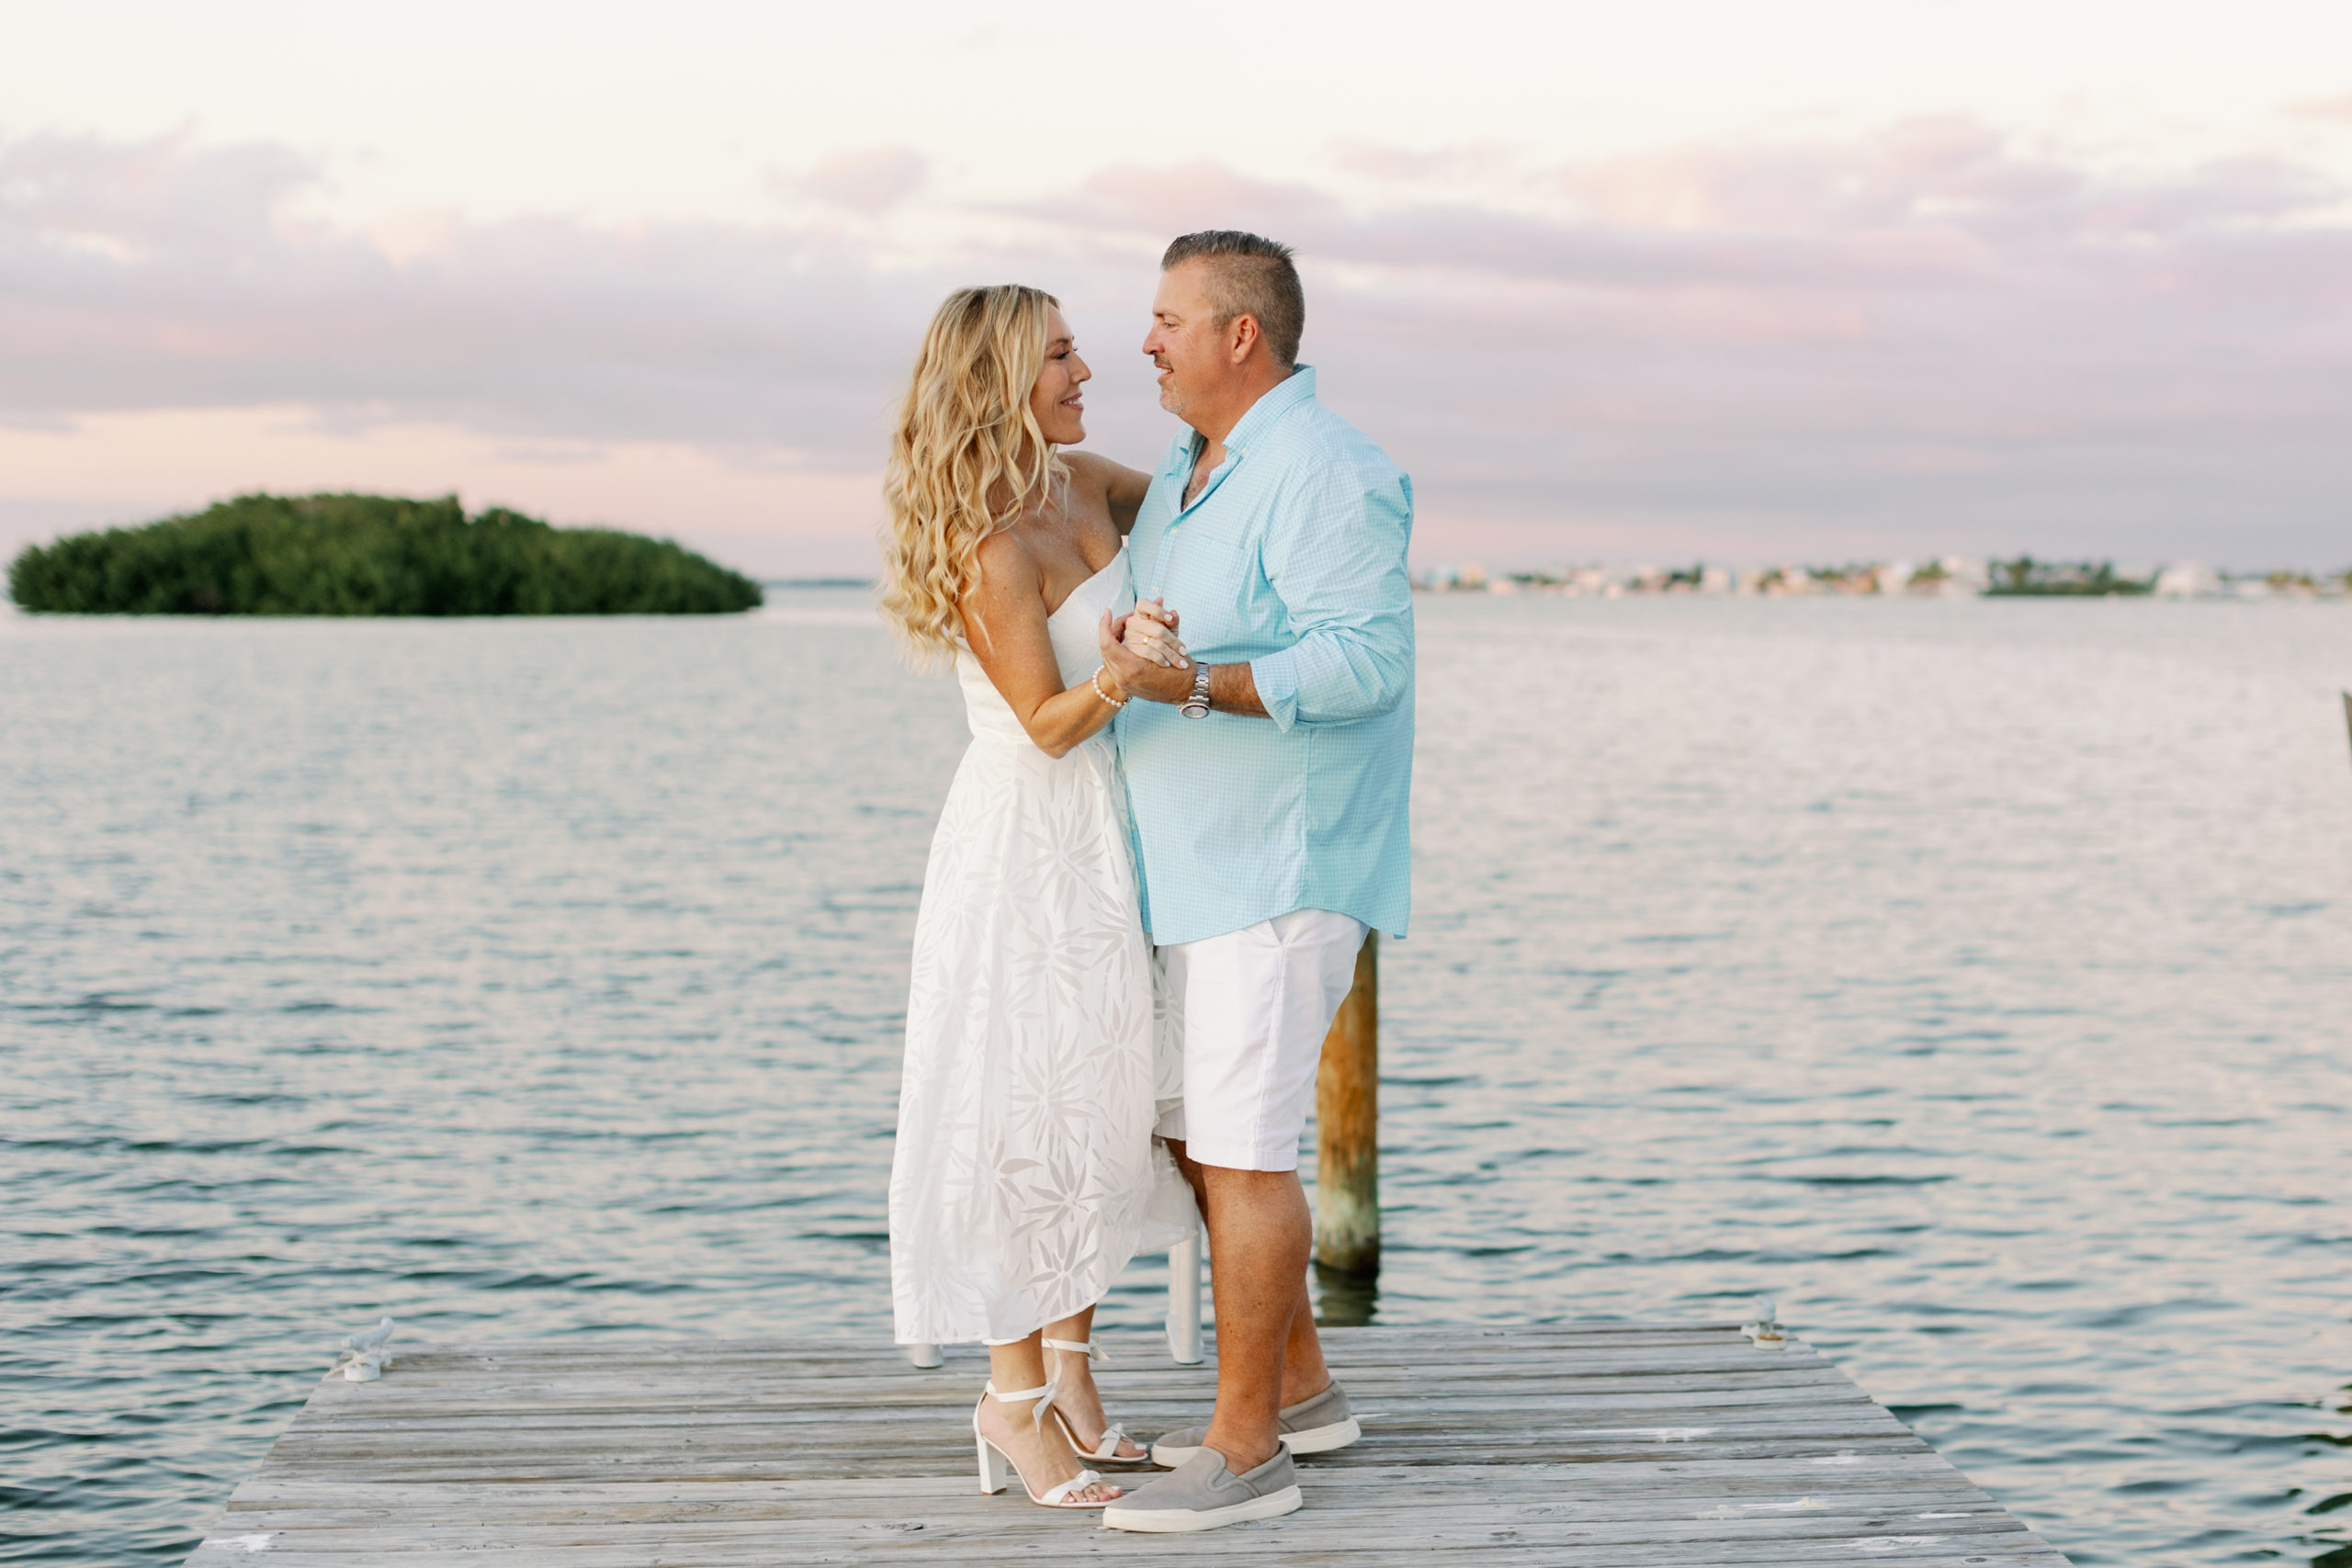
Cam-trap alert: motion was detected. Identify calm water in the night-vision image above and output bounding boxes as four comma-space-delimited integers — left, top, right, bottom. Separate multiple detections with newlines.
4, 592, 2350, 1565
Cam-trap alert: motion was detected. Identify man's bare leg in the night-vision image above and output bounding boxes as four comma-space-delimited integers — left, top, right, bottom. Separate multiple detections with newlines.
1279, 1268, 1331, 1404
1166, 1139, 1333, 1469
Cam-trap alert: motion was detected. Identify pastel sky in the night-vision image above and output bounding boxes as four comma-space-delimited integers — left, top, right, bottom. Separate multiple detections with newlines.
4, 1, 2349, 575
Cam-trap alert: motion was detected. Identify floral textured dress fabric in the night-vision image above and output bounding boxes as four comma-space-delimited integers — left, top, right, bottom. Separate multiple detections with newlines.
888, 552, 1196, 1346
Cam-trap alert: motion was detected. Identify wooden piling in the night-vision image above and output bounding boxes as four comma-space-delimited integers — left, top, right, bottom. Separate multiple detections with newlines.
1314, 930, 1380, 1273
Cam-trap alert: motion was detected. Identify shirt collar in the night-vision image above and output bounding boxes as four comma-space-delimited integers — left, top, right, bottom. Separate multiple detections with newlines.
1170, 365, 1317, 474
1223, 364, 1317, 457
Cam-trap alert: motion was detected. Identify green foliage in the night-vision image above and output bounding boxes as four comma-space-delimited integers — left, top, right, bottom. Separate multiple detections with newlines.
1984, 556, 2153, 597
6, 492, 763, 616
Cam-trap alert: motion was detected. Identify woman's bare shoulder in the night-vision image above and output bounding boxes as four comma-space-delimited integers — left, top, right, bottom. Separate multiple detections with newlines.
1063, 450, 1149, 491
971, 525, 1043, 595
1065, 452, 1154, 535
961, 527, 1050, 659
1059, 450, 1111, 497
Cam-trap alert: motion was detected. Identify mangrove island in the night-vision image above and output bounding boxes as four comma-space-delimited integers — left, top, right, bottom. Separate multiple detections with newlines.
6, 492, 763, 616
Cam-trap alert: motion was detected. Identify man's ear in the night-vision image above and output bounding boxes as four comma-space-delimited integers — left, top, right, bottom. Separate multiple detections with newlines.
1227, 312, 1262, 365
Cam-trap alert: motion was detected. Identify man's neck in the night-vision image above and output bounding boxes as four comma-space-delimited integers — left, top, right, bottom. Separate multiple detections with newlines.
1185, 363, 1293, 455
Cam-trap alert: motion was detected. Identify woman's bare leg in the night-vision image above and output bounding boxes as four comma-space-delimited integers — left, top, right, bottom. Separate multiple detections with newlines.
976, 1333, 1121, 1502
1042, 1305, 1148, 1461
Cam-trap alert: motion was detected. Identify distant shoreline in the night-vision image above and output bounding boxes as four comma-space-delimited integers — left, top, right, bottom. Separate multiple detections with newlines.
755, 572, 2346, 604
1419, 557, 2343, 602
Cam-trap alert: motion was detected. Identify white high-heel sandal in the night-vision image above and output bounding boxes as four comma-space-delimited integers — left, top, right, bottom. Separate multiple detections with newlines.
973, 1379, 1117, 1508
1041, 1338, 1149, 1465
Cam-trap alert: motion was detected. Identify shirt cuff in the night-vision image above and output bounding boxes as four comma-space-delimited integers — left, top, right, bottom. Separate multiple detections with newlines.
1250, 649, 1301, 731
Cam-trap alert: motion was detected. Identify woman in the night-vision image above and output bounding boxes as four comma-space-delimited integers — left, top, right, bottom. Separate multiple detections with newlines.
880, 286, 1195, 1510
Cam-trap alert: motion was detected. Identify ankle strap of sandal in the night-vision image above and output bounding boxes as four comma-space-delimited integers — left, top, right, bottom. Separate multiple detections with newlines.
983, 1378, 1059, 1431
1042, 1337, 1109, 1366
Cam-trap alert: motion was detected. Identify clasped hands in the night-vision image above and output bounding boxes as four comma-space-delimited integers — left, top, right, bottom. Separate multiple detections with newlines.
1094, 598, 1196, 705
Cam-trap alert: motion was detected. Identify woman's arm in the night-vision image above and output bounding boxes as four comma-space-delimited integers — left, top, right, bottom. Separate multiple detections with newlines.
1065, 451, 1155, 536
959, 532, 1128, 759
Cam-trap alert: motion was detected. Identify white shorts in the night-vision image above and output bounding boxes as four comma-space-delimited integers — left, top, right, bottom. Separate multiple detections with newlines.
1152, 908, 1368, 1173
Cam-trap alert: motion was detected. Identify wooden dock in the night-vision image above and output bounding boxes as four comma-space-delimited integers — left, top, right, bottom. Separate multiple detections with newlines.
187, 1321, 2071, 1565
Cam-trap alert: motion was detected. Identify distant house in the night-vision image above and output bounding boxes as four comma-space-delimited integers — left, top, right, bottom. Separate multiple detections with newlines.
2153, 562, 2220, 598
1905, 557, 1985, 598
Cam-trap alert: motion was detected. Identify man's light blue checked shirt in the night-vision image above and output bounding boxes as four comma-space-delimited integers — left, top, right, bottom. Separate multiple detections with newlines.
1116, 366, 1415, 946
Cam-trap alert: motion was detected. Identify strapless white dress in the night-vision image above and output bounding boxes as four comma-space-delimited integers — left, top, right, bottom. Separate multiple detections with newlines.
888, 553, 1195, 1346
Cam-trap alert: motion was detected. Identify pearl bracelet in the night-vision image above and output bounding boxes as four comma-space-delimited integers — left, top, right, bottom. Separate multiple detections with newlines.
1091, 668, 1125, 707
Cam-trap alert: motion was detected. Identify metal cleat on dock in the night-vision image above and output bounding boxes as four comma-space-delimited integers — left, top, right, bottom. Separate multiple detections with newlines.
334, 1317, 397, 1381
1741, 1297, 1787, 1349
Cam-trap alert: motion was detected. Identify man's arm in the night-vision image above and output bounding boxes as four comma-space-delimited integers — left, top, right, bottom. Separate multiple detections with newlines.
1101, 464, 1413, 724
1103, 599, 1272, 716
1098, 631, 1275, 717
1206, 662, 1268, 717
1246, 463, 1414, 731
1100, 614, 1222, 706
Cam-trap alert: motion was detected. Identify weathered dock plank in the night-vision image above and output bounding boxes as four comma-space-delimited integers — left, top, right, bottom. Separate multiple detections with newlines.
187, 1323, 2070, 1565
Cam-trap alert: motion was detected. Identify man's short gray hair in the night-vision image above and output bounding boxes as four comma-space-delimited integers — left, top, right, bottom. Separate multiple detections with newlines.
1160, 231, 1304, 368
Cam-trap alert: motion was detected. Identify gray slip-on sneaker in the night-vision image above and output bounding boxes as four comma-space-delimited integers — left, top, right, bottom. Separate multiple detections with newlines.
1101, 1447, 1302, 1533
1148, 1382, 1360, 1468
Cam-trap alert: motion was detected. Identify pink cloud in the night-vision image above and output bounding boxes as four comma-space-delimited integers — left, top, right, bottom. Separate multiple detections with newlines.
0, 132, 929, 454
2286, 94, 2352, 123
1327, 141, 1514, 186
4, 121, 2349, 566
1059, 162, 1340, 241
801, 147, 928, 213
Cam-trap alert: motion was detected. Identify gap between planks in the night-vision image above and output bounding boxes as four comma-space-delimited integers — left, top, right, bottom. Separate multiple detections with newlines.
191, 1323, 2070, 1567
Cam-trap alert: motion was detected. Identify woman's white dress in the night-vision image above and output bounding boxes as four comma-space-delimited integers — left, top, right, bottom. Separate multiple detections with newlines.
888, 554, 1194, 1346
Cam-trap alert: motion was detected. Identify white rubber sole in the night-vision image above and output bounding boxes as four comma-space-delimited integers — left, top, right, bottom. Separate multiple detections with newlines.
1102, 1483, 1303, 1533
1283, 1416, 1362, 1456
1149, 1417, 1361, 1469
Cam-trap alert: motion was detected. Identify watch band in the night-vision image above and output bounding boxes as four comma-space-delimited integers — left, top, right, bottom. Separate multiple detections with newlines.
1180, 664, 1213, 719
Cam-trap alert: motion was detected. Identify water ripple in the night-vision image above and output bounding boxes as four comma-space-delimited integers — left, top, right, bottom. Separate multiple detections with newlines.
3, 594, 2350, 1563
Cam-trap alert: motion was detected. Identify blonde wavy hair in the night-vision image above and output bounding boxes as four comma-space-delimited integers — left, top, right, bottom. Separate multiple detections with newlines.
878, 285, 1067, 656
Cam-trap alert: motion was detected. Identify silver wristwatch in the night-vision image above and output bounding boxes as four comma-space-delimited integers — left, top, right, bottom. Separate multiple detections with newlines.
1180, 664, 1213, 719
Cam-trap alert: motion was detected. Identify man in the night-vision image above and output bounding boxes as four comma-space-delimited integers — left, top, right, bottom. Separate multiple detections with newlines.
1095, 231, 1414, 1534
